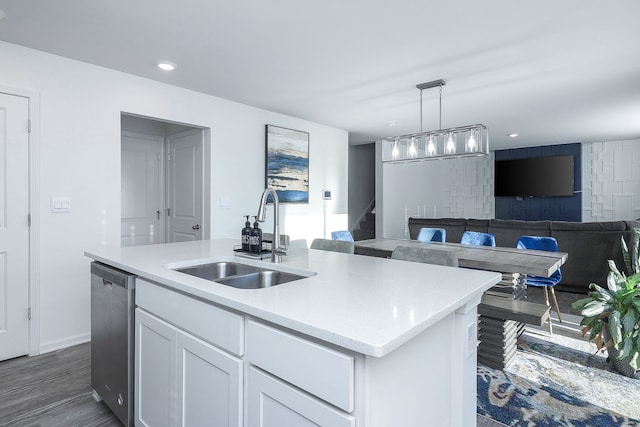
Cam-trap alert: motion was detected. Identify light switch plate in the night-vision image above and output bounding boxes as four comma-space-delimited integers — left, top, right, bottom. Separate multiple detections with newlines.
52, 197, 71, 213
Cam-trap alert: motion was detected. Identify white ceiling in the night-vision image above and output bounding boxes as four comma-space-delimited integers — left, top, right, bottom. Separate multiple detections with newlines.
1, 0, 639, 150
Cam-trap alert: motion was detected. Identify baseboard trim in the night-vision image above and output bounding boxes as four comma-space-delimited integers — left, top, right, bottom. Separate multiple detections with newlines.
39, 332, 91, 355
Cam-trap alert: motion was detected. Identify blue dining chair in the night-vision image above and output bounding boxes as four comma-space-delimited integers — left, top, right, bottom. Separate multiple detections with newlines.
331, 230, 354, 242
516, 236, 563, 331
460, 231, 496, 247
416, 227, 446, 243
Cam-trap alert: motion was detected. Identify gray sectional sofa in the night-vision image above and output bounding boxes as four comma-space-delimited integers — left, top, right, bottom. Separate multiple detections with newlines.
407, 217, 640, 294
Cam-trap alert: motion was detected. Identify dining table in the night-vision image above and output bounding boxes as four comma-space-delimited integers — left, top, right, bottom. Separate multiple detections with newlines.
353, 238, 567, 278
354, 238, 569, 369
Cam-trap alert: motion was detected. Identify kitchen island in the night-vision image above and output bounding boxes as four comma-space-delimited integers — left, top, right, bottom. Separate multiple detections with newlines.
86, 239, 501, 427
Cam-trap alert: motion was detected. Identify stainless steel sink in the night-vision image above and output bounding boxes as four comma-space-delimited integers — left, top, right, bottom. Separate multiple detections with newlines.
173, 261, 310, 289
175, 262, 260, 281
216, 270, 307, 289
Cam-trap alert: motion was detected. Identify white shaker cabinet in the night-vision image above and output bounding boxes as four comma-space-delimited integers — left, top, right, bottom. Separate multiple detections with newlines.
176, 331, 242, 426
130, 271, 482, 427
246, 320, 356, 427
135, 279, 243, 427
135, 309, 176, 427
247, 367, 355, 427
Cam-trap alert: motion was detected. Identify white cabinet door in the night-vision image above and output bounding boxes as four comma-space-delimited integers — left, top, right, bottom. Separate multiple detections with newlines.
247, 367, 355, 427
136, 307, 242, 427
135, 309, 178, 427
177, 332, 242, 427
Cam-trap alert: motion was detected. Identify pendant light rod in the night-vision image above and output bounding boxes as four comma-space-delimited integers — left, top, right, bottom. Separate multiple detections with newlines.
416, 79, 446, 131
419, 88, 423, 133
439, 85, 443, 130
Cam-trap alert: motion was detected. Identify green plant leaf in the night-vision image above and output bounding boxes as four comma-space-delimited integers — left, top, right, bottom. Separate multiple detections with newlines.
608, 260, 624, 283
622, 307, 637, 333
571, 297, 594, 311
580, 315, 599, 327
627, 272, 640, 286
622, 289, 640, 306
632, 294, 640, 310
589, 322, 603, 341
607, 271, 621, 292
618, 337, 633, 359
589, 284, 615, 303
610, 311, 622, 346
581, 300, 611, 317
629, 351, 639, 371
621, 235, 632, 274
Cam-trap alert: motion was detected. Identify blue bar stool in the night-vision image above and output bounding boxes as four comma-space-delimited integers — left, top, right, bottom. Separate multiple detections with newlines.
516, 235, 563, 333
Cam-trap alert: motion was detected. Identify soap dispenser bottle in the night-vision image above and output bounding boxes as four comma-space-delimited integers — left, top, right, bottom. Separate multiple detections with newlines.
249, 216, 263, 254
241, 215, 251, 252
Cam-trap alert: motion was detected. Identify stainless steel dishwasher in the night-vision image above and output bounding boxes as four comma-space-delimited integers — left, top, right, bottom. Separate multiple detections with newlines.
91, 261, 135, 427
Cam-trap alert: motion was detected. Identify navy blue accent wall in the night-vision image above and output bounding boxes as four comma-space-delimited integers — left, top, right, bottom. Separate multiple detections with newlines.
494, 143, 582, 221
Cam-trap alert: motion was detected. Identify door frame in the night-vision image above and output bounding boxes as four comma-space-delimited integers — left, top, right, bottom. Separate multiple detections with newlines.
120, 113, 211, 244
0, 86, 41, 356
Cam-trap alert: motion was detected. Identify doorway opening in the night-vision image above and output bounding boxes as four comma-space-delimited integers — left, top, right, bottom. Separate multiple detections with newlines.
120, 113, 210, 247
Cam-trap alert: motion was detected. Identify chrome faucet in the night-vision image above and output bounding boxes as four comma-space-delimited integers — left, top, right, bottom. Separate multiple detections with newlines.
256, 188, 289, 263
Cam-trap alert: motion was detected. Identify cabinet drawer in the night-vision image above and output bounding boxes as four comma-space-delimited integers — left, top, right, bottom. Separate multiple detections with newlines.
246, 320, 354, 412
136, 278, 244, 356
248, 367, 355, 427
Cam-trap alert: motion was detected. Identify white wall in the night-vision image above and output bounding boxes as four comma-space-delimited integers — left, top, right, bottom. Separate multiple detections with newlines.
582, 140, 640, 221
380, 153, 494, 238
0, 41, 348, 353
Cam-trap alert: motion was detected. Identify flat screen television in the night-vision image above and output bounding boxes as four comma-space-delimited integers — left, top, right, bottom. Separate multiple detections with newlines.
494, 155, 574, 197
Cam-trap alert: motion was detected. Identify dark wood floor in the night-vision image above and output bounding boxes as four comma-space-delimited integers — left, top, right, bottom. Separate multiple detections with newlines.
1, 342, 505, 427
0, 342, 121, 427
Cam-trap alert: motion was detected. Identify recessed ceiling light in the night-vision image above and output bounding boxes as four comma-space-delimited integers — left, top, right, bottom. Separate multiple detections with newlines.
157, 61, 177, 71
507, 133, 519, 138
387, 121, 398, 127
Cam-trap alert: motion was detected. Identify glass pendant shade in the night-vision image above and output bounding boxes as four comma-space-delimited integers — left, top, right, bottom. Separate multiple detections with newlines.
382, 124, 488, 163
445, 132, 456, 154
426, 135, 437, 157
408, 137, 418, 158
465, 128, 478, 152
391, 140, 400, 160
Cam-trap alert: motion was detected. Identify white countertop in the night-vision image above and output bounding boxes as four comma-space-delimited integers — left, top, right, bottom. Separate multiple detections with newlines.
86, 239, 501, 357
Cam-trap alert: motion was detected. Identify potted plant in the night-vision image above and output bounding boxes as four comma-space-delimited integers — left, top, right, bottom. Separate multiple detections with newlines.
571, 229, 640, 379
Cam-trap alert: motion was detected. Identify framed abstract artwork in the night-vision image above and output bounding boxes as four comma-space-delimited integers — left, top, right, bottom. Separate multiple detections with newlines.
265, 124, 309, 203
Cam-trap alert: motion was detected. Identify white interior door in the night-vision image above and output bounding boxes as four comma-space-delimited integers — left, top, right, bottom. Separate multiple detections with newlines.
121, 132, 164, 247
0, 93, 30, 361
167, 129, 204, 242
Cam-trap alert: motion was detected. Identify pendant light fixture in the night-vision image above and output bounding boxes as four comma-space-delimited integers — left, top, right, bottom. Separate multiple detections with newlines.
382, 79, 489, 163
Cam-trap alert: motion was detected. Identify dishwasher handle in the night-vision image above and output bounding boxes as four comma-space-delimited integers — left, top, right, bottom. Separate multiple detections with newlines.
91, 262, 136, 290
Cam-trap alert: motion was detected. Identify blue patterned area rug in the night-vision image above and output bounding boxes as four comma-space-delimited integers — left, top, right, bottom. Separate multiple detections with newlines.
477, 330, 640, 426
